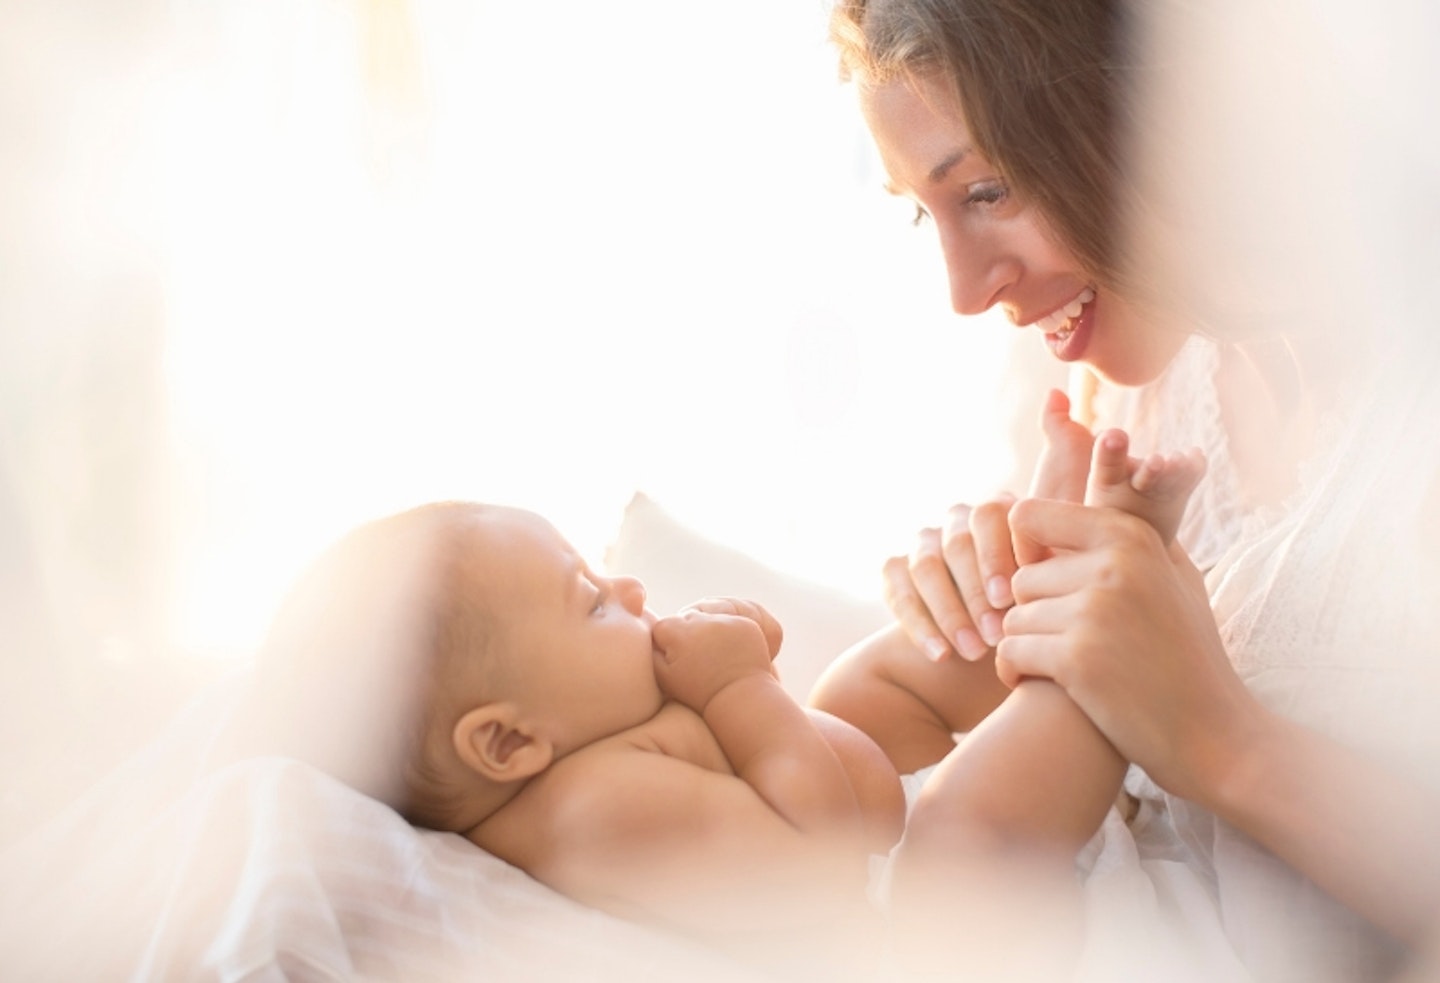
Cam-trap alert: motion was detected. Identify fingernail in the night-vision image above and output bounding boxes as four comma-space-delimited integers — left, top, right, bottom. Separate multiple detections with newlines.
979, 611, 1004, 647
986, 575, 1013, 608
923, 637, 950, 662
955, 627, 987, 661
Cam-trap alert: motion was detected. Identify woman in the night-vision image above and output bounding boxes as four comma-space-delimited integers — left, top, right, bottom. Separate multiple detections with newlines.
829, 0, 1440, 978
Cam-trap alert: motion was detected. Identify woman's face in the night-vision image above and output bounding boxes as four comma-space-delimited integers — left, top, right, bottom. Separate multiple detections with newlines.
858, 73, 1187, 387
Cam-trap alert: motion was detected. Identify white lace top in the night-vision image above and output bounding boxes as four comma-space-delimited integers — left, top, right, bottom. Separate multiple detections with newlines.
1084, 333, 1249, 571
1077, 333, 1440, 982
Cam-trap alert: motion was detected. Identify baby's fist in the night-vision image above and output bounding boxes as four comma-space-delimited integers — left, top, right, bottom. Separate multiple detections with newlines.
652, 609, 776, 713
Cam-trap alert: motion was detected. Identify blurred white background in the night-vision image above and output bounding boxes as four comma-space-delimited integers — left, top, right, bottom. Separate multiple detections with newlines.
1, 0, 1051, 838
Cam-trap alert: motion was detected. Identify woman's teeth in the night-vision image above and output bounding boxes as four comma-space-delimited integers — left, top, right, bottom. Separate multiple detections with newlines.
1033, 288, 1095, 334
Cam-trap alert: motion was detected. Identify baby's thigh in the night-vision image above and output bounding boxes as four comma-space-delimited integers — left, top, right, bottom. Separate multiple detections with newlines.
811, 623, 1010, 770
865, 623, 1011, 734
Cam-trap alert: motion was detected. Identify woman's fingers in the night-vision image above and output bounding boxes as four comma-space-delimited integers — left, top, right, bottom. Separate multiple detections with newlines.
930, 499, 1018, 658
936, 503, 1003, 655
966, 496, 1018, 615
880, 495, 1026, 662
882, 547, 956, 662
1008, 496, 1124, 554
889, 527, 987, 662
993, 632, 1065, 690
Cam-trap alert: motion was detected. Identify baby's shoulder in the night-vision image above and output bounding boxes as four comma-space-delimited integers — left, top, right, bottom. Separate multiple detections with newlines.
470, 703, 734, 870
604, 701, 732, 772
487, 703, 731, 830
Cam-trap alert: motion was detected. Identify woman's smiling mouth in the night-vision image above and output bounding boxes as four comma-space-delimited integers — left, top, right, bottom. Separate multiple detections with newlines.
1025, 287, 1096, 362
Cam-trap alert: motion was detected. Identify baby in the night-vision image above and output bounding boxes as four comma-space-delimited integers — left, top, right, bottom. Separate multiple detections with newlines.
244, 392, 1199, 976
809, 389, 1205, 974
244, 497, 906, 972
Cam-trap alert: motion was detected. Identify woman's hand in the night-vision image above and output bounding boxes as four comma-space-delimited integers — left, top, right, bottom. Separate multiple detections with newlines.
995, 498, 1262, 802
882, 495, 1020, 664
999, 497, 1440, 941
882, 390, 1098, 665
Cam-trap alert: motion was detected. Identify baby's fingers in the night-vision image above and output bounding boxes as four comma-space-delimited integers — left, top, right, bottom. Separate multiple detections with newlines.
680, 597, 783, 660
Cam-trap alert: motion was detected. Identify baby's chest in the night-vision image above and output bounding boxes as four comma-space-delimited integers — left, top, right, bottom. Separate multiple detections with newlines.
624, 702, 734, 775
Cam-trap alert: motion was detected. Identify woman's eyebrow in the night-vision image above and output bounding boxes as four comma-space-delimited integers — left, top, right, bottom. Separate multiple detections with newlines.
881, 147, 971, 197
926, 148, 969, 185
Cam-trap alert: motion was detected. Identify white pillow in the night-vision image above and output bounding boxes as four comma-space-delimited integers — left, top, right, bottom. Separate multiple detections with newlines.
603, 492, 891, 703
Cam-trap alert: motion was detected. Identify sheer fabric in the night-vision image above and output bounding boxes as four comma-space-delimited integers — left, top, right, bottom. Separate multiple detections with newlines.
1082, 335, 1440, 981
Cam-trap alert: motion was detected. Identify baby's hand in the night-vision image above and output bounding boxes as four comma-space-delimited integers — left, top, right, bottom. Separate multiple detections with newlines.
675, 596, 783, 661
652, 600, 779, 714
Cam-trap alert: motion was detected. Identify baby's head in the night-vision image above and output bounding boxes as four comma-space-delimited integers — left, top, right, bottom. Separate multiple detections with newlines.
250, 501, 663, 832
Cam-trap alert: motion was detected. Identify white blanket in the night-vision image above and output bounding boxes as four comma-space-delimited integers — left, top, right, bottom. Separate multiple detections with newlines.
0, 499, 894, 983
0, 674, 775, 982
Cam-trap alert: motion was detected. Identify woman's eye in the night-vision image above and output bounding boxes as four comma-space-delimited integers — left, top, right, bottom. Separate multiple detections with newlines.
966, 181, 1009, 207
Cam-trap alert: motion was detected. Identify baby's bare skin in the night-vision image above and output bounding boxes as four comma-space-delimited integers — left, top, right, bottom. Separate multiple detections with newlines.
1032, 387, 1205, 548
812, 390, 1208, 780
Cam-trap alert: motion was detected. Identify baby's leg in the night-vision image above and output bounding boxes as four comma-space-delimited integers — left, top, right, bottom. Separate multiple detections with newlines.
1086, 428, 1206, 545
1029, 388, 1093, 503
888, 681, 1119, 976
1013, 390, 1095, 566
808, 623, 1010, 776
809, 394, 1095, 785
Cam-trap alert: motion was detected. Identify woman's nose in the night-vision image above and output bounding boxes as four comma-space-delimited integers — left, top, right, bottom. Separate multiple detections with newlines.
938, 223, 1019, 316
612, 575, 647, 615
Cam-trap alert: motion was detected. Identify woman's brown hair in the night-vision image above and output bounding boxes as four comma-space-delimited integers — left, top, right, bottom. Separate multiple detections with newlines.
831, 0, 1136, 291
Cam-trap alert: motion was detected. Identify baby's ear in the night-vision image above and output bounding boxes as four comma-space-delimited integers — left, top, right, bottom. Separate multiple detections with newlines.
452, 704, 553, 783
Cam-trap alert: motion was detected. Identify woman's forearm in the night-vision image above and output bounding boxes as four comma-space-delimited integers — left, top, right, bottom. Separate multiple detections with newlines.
1204, 706, 1440, 943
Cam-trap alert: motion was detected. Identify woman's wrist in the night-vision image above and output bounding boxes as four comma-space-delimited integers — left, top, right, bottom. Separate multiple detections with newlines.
1181, 692, 1288, 823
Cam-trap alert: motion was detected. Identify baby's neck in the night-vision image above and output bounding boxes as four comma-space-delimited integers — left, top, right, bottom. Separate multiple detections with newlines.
450, 774, 535, 839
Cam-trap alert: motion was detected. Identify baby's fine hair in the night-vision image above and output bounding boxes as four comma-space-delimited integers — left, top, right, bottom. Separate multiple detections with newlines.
250, 501, 501, 828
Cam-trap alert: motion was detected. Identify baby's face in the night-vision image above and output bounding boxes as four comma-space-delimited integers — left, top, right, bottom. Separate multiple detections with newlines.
469, 507, 664, 754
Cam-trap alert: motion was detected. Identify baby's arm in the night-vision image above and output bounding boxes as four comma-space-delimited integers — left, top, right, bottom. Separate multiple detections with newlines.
482, 601, 896, 944
652, 599, 868, 845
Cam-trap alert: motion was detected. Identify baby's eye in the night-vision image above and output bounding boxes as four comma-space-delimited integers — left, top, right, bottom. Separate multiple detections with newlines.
587, 582, 607, 616
911, 203, 931, 227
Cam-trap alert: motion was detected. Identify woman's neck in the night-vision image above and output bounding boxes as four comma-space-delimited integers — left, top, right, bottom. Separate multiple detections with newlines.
1213, 335, 1310, 509
1214, 329, 1355, 510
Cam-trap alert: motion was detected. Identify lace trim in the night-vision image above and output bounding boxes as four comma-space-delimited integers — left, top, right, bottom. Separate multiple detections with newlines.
1087, 334, 1249, 570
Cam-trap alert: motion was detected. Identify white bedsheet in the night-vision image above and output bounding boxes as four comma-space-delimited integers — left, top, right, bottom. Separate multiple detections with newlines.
0, 674, 774, 983
0, 668, 1249, 983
